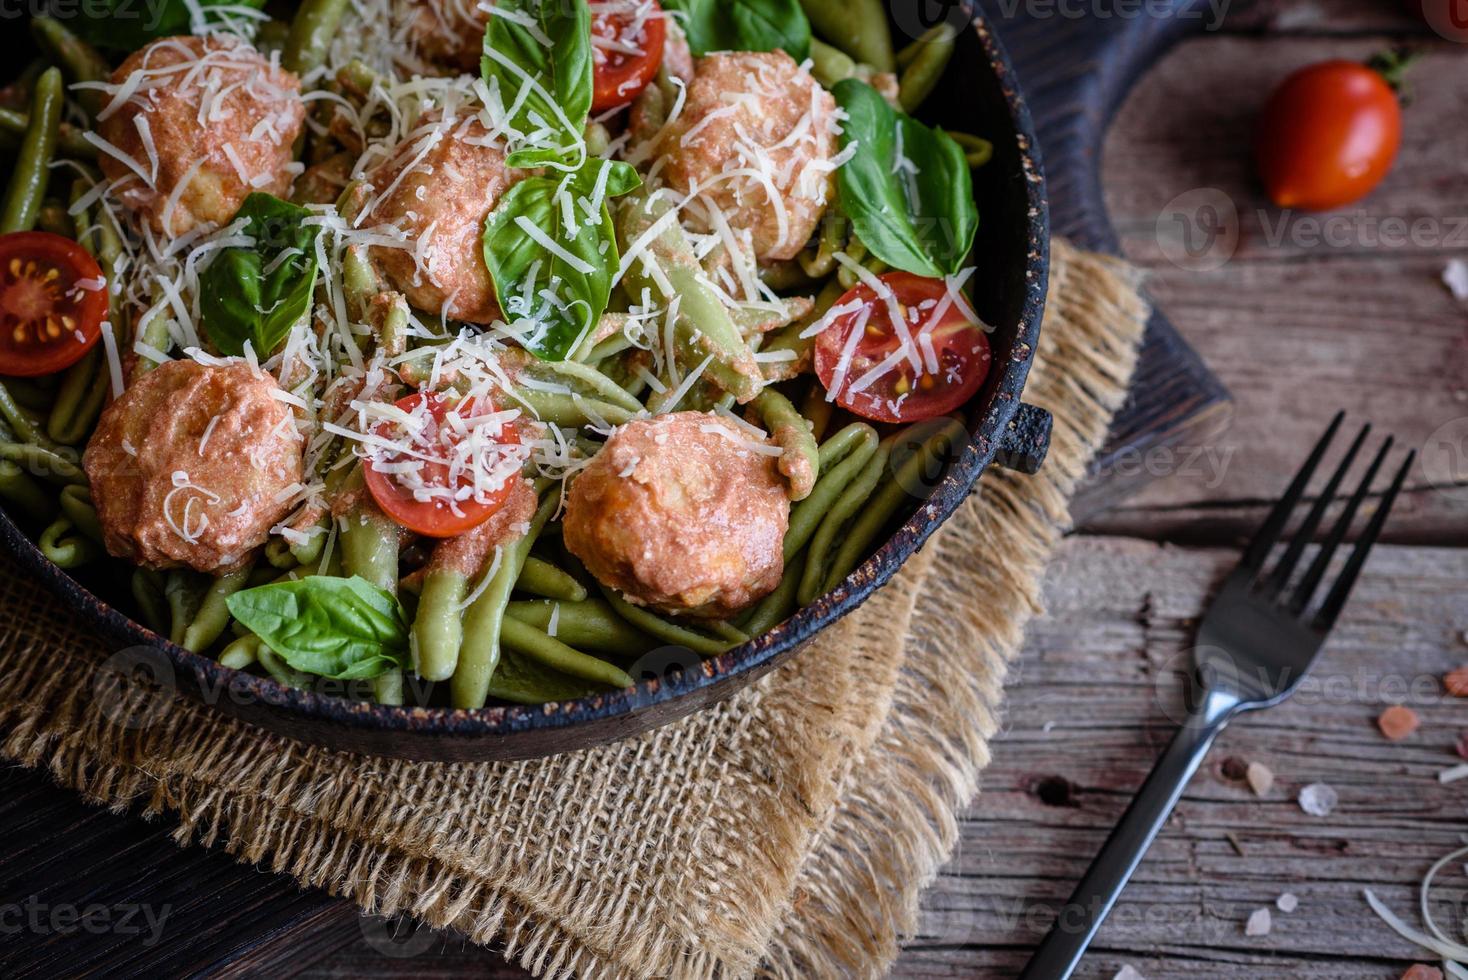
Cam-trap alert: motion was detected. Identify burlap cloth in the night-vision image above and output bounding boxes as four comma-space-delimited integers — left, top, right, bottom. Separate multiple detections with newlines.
0, 239, 1147, 978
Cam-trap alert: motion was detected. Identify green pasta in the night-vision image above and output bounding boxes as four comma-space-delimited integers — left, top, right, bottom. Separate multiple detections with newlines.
341, 499, 401, 592
0, 442, 85, 485
517, 556, 589, 602
338, 472, 404, 703
282, 0, 353, 77
0, 381, 58, 449
944, 130, 995, 169
0, 460, 52, 523
264, 537, 301, 569
48, 348, 111, 446
786, 423, 879, 561
797, 435, 890, 604
413, 568, 468, 682
596, 585, 733, 658
36, 198, 73, 237
131, 569, 169, 635
898, 24, 957, 114
0, 109, 96, 160
739, 551, 805, 637
1, 67, 62, 235
520, 358, 647, 416
39, 515, 98, 567
29, 17, 111, 119
808, 38, 859, 89
58, 483, 101, 541
822, 419, 968, 591
514, 388, 636, 429
219, 634, 263, 671
799, 0, 895, 73
258, 643, 312, 689
165, 570, 207, 647
181, 565, 253, 654
486, 648, 602, 705
499, 617, 634, 689
504, 599, 655, 656
2, 377, 57, 414
799, 381, 834, 443
451, 492, 558, 709
616, 189, 763, 403
751, 388, 820, 500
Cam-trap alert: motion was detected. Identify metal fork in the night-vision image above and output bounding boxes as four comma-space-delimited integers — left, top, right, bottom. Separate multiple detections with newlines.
1018, 412, 1416, 980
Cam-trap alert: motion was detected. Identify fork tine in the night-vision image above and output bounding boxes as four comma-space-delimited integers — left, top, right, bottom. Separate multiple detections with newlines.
1263, 424, 1370, 596
1242, 411, 1344, 573
1288, 436, 1392, 615
1314, 450, 1415, 629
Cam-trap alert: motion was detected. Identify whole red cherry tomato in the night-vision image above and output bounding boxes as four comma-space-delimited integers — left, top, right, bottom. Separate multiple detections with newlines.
1254, 58, 1404, 211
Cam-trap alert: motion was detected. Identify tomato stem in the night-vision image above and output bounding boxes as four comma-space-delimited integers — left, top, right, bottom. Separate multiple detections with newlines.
1367, 47, 1419, 101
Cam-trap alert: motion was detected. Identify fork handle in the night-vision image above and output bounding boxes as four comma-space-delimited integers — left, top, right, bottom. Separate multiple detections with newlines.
1018, 688, 1240, 980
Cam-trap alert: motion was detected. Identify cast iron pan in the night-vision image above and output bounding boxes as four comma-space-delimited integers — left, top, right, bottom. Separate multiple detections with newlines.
0, 3, 1051, 761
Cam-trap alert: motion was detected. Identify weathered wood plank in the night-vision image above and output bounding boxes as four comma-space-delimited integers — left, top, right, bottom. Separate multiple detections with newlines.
973, 0, 1237, 523
898, 536, 1468, 977
1094, 36, 1468, 543
0, 765, 360, 980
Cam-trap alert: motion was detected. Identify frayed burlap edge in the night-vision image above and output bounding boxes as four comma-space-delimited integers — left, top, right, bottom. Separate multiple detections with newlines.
0, 238, 1147, 979
763, 240, 1147, 977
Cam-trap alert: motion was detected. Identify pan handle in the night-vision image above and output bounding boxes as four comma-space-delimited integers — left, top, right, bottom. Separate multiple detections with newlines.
994, 403, 1051, 474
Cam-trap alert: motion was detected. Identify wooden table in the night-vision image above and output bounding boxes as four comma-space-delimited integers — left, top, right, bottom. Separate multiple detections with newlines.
897, 5, 1467, 977
4, 4, 1465, 979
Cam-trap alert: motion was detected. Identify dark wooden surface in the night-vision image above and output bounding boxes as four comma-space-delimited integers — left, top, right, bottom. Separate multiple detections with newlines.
14, 1, 1465, 978
0, 765, 358, 979
980, 0, 1237, 521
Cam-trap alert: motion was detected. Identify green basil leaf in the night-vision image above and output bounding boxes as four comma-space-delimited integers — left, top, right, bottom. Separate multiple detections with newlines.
504, 147, 573, 169
571, 159, 642, 198
226, 576, 409, 681
481, 0, 593, 154
504, 151, 640, 202
50, 0, 267, 51
199, 193, 322, 358
662, 0, 810, 61
482, 160, 641, 361
831, 79, 978, 278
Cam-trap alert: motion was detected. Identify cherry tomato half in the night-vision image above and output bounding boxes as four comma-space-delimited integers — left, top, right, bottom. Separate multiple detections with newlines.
590, 0, 666, 113
0, 231, 107, 378
363, 392, 524, 539
813, 272, 992, 425
1254, 60, 1402, 212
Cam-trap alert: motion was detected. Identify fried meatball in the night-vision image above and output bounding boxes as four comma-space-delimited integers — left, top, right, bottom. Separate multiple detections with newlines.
98, 35, 305, 237
400, 0, 493, 72
84, 360, 305, 574
564, 413, 789, 618
361, 112, 518, 325
656, 51, 839, 262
